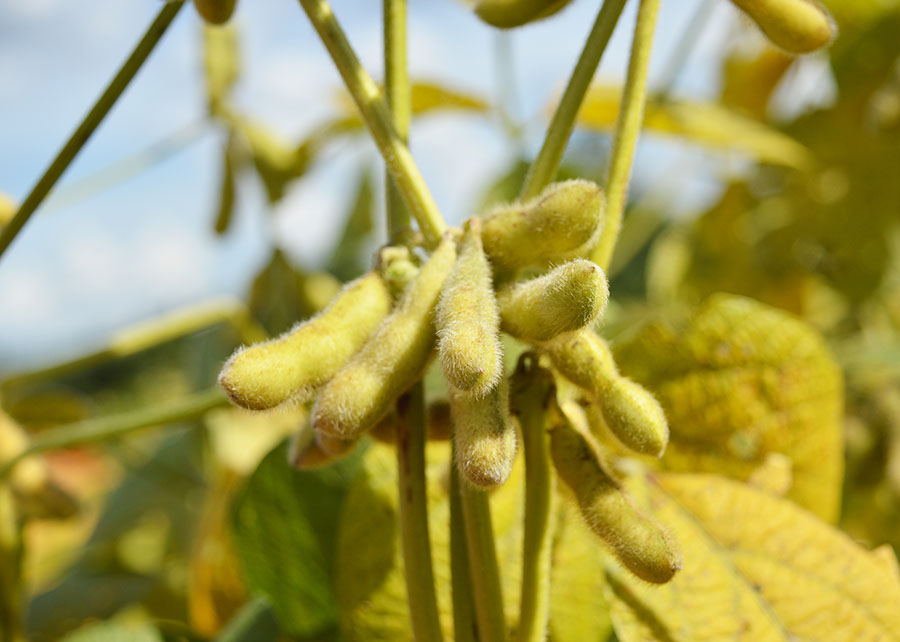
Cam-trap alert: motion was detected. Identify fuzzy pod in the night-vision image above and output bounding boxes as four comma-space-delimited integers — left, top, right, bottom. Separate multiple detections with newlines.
498, 259, 609, 343
545, 330, 668, 456
194, 0, 237, 25
550, 421, 682, 584
435, 219, 503, 396
481, 179, 605, 271
451, 379, 517, 489
312, 234, 458, 439
474, 0, 573, 29
730, 0, 836, 53
218, 272, 392, 411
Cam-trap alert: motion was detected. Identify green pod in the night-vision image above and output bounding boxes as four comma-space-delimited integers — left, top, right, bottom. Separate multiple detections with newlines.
482, 179, 605, 271
474, 0, 573, 29
218, 272, 392, 411
435, 219, 503, 396
545, 330, 669, 456
313, 234, 458, 439
730, 0, 836, 53
194, 0, 238, 25
498, 259, 608, 343
451, 379, 517, 489
550, 421, 682, 584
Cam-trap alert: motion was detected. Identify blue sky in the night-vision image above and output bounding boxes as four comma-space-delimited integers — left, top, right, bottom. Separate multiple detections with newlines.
0, 0, 784, 372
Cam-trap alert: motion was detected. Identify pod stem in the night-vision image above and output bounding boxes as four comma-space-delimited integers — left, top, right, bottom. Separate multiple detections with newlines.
458, 470, 507, 642
396, 383, 445, 642
0, 387, 228, 480
520, 0, 629, 200
513, 370, 555, 642
0, 1, 186, 263
297, 0, 447, 247
450, 452, 479, 642
384, 0, 412, 242
591, 0, 662, 271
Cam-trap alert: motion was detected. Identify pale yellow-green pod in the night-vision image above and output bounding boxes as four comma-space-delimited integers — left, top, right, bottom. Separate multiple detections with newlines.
474, 0, 573, 29
194, 0, 238, 25
451, 379, 517, 489
546, 329, 669, 456
218, 272, 392, 411
312, 234, 458, 439
730, 0, 836, 53
481, 179, 605, 271
550, 421, 682, 584
498, 259, 609, 343
435, 218, 503, 396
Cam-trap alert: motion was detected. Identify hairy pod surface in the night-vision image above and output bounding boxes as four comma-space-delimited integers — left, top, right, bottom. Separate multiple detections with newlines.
451, 379, 517, 489
550, 422, 682, 584
730, 0, 836, 53
498, 259, 609, 343
474, 0, 573, 29
312, 234, 457, 439
546, 330, 669, 456
218, 272, 392, 411
435, 219, 503, 396
194, 0, 238, 25
481, 179, 605, 271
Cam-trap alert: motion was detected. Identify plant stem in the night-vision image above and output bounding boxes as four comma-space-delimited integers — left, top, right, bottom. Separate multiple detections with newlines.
450, 454, 479, 642
297, 0, 446, 247
520, 0, 628, 200
0, 387, 227, 480
459, 475, 507, 642
590, 0, 662, 271
0, 1, 185, 262
513, 371, 554, 642
396, 384, 445, 641
384, 0, 412, 241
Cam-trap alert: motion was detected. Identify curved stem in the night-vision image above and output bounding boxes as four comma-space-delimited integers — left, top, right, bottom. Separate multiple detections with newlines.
396, 384, 445, 641
590, 0, 662, 271
450, 452, 478, 642
0, 1, 186, 262
384, 0, 412, 241
459, 475, 507, 642
297, 0, 447, 247
520, 0, 628, 200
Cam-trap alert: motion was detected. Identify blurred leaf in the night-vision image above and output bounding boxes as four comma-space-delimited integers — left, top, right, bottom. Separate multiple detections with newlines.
239, 121, 304, 204
615, 294, 844, 521
327, 168, 376, 281
721, 46, 794, 119
213, 134, 238, 235
203, 25, 240, 115
231, 441, 365, 638
603, 472, 900, 642
821, 0, 900, 32
59, 619, 162, 642
214, 595, 281, 642
0, 191, 15, 228
577, 85, 812, 168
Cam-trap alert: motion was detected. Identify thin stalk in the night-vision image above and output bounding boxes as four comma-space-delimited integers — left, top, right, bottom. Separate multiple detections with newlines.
514, 380, 554, 642
0, 1, 185, 262
0, 387, 227, 480
450, 454, 478, 642
590, 0, 662, 271
459, 475, 507, 642
384, 0, 412, 241
396, 383, 445, 641
297, 0, 446, 247
520, 0, 629, 200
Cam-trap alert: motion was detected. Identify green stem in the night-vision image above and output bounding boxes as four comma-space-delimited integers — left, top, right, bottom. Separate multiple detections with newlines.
520, 0, 628, 200
384, 0, 412, 241
0, 1, 185, 262
450, 454, 479, 642
513, 375, 554, 642
297, 0, 446, 247
590, 0, 662, 271
396, 384, 445, 641
459, 475, 507, 642
0, 387, 227, 480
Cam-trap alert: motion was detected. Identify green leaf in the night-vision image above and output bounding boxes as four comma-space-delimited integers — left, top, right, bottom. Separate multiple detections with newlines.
59, 620, 163, 642
231, 440, 366, 638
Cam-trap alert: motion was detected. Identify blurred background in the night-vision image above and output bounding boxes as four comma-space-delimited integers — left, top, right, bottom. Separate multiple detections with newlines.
1, 0, 899, 639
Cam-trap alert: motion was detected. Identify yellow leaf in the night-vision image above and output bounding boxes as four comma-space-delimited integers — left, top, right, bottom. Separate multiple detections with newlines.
332, 81, 488, 125
601, 472, 900, 642
615, 294, 844, 521
576, 85, 812, 168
